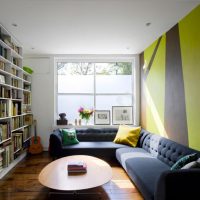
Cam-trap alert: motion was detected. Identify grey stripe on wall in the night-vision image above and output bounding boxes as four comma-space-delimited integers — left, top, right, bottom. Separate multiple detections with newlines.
164, 24, 188, 145
140, 52, 146, 128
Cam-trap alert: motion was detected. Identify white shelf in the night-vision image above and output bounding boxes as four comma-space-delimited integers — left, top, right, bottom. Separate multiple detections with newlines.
0, 137, 11, 145
0, 69, 12, 76
0, 23, 33, 179
23, 79, 31, 84
11, 63, 23, 71
0, 39, 12, 50
11, 74, 23, 81
11, 49, 23, 59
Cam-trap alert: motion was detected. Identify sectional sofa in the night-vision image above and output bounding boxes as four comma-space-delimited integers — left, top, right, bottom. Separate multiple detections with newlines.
49, 127, 200, 200
49, 128, 127, 162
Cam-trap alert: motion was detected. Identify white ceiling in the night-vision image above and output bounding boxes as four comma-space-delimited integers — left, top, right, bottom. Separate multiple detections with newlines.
0, 0, 199, 55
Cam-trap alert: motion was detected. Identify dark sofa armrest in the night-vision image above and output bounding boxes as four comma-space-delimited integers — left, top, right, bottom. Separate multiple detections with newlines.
155, 169, 200, 200
49, 129, 63, 158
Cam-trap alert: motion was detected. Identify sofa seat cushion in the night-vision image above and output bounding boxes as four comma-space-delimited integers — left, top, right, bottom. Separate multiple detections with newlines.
62, 141, 127, 149
60, 142, 128, 162
126, 157, 170, 200
116, 147, 154, 170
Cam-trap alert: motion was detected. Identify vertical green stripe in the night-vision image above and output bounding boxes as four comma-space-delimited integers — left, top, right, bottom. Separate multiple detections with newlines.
179, 5, 200, 150
143, 35, 166, 135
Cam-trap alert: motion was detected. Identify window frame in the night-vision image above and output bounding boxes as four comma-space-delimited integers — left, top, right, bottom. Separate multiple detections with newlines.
54, 56, 137, 126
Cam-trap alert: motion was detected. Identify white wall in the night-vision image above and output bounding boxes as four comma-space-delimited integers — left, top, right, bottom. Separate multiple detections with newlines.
23, 56, 55, 150
23, 54, 140, 150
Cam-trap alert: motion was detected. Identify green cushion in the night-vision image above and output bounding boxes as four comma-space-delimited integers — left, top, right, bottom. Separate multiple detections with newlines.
62, 129, 79, 145
171, 153, 198, 170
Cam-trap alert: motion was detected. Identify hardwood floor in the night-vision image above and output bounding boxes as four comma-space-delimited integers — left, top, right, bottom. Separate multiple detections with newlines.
0, 152, 143, 200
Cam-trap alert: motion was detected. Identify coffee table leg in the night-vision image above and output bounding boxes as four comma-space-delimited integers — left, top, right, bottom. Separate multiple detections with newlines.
49, 190, 102, 200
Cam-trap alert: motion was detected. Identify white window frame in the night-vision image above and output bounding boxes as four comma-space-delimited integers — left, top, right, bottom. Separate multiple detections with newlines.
54, 55, 140, 126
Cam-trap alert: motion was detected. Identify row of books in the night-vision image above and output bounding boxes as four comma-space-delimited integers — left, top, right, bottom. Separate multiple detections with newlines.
23, 126, 31, 141
0, 45, 8, 60
0, 86, 11, 98
0, 100, 23, 118
23, 114, 33, 126
67, 161, 87, 174
0, 130, 31, 172
0, 122, 11, 142
0, 140, 14, 170
23, 93, 31, 104
12, 116, 23, 130
0, 148, 4, 172
0, 87, 22, 99
11, 102, 21, 116
13, 132, 23, 152
0, 61, 5, 71
12, 79, 19, 88
0, 100, 9, 118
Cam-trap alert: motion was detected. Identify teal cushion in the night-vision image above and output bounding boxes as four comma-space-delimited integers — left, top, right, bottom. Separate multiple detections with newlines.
62, 129, 79, 145
171, 153, 198, 170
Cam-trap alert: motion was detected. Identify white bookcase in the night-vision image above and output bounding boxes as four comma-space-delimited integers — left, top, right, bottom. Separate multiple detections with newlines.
0, 24, 33, 178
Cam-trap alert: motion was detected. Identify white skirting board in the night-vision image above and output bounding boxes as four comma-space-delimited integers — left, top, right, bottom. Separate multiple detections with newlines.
0, 152, 27, 179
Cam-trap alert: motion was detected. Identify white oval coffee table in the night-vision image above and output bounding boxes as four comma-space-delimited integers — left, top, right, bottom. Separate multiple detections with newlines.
38, 155, 112, 191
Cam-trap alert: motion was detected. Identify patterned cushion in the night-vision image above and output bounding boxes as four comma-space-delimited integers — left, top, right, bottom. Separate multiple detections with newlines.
62, 129, 79, 145
171, 153, 198, 170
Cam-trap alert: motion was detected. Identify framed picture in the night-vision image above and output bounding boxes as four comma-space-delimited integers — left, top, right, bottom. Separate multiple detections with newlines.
94, 110, 110, 125
112, 106, 133, 125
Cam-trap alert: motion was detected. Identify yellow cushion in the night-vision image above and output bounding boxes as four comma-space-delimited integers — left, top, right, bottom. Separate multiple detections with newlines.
113, 125, 141, 147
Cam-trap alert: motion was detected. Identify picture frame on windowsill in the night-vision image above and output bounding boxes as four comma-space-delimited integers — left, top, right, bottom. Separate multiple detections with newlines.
94, 110, 110, 125
112, 106, 133, 125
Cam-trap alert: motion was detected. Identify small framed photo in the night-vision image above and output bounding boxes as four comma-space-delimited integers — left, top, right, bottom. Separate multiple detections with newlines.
112, 106, 133, 125
94, 110, 110, 125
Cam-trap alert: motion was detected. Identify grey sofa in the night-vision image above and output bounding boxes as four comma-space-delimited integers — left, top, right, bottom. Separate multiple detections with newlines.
116, 129, 200, 200
49, 127, 200, 200
49, 127, 127, 162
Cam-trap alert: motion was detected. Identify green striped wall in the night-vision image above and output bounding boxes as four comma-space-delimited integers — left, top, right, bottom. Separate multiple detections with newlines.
140, 5, 200, 150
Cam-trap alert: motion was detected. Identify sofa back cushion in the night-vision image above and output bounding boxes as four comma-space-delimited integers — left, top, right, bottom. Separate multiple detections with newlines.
141, 129, 200, 167
136, 128, 150, 147
75, 128, 118, 141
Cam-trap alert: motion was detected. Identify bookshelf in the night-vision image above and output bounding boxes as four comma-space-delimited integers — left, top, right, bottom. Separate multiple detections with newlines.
0, 24, 33, 177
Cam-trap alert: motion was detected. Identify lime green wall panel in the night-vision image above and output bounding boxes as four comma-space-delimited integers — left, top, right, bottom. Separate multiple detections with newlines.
143, 35, 166, 136
179, 5, 200, 150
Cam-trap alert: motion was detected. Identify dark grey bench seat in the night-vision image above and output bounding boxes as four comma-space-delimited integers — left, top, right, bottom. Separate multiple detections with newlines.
49, 128, 128, 162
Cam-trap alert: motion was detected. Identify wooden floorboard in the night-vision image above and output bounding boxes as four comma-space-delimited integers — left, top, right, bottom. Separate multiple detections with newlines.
0, 152, 143, 200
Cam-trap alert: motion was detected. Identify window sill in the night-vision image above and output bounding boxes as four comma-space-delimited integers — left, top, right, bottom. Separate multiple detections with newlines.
52, 124, 119, 130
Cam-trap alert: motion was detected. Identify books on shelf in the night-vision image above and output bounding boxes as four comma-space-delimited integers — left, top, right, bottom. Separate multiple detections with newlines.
0, 121, 11, 142
12, 132, 23, 152
0, 148, 5, 172
67, 160, 87, 174
0, 61, 5, 70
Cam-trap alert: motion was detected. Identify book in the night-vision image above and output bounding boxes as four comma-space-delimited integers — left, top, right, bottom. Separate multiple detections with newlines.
67, 160, 87, 174
67, 160, 86, 167
67, 161, 87, 168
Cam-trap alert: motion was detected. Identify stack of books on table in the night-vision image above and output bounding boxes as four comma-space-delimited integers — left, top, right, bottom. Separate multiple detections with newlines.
67, 161, 87, 174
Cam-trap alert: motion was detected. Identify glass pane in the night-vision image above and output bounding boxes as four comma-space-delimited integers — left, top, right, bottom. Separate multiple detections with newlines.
96, 95, 132, 110
57, 63, 94, 75
95, 62, 132, 75
57, 62, 94, 93
58, 75, 94, 93
96, 75, 132, 93
58, 95, 94, 124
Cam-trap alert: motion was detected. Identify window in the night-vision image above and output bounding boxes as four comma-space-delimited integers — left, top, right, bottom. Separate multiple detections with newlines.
57, 61, 133, 125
